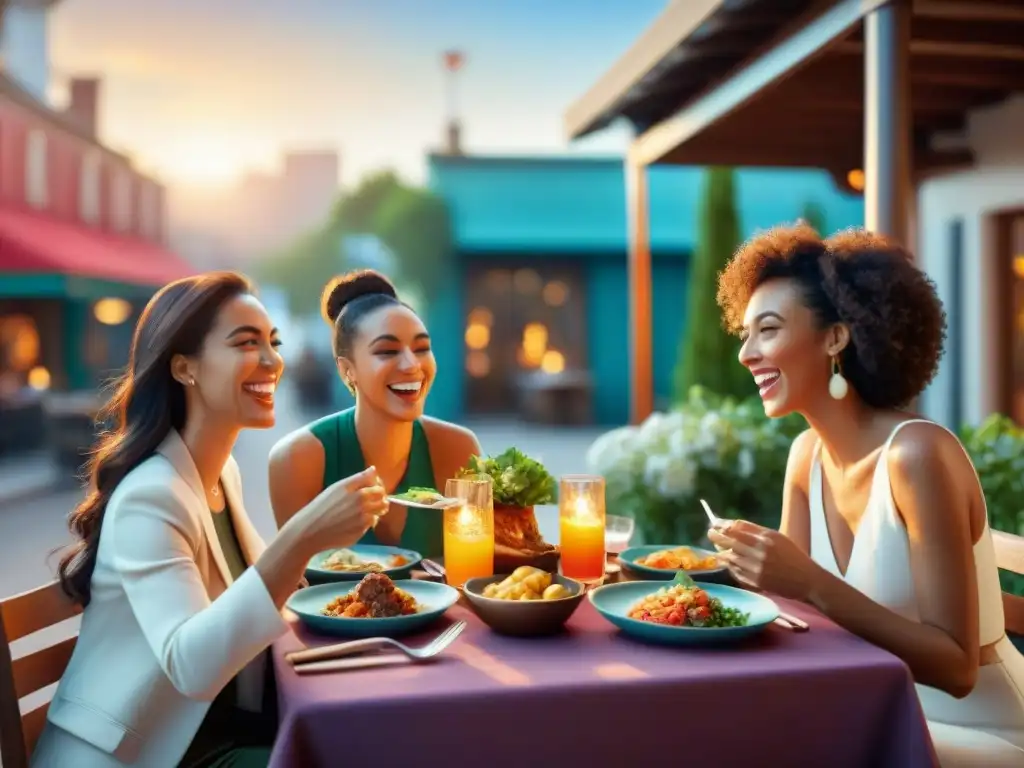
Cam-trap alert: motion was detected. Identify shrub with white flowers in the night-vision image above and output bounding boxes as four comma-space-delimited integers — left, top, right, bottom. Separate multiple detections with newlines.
586, 386, 805, 545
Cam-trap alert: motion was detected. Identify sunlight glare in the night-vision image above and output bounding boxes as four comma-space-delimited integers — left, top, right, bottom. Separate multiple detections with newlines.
158, 138, 248, 186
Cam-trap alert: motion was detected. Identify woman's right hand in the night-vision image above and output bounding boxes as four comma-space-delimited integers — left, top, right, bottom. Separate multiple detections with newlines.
293, 466, 388, 552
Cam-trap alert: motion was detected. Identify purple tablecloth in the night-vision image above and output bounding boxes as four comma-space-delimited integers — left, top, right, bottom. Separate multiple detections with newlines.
269, 597, 937, 768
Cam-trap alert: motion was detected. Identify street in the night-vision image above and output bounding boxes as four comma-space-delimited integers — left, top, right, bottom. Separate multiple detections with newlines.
0, 385, 607, 601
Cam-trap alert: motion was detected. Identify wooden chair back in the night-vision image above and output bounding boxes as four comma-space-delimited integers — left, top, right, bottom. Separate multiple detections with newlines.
992, 530, 1024, 636
0, 581, 81, 768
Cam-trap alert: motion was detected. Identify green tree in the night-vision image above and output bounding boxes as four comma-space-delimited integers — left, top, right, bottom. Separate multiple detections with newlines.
258, 224, 342, 312
257, 169, 454, 313
373, 186, 454, 302
334, 170, 402, 232
673, 167, 755, 402
800, 200, 827, 235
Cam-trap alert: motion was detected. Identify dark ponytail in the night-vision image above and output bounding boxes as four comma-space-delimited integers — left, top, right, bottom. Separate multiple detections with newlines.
58, 271, 254, 606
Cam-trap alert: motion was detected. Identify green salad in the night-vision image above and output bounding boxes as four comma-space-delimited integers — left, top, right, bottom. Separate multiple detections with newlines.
457, 447, 556, 508
391, 487, 444, 504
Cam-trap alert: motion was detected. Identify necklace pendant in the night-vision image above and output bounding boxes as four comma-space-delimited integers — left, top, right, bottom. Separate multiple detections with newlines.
212, 486, 220, 497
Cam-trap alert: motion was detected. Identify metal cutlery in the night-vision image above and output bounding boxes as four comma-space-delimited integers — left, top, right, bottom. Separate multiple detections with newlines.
286, 620, 467, 667
293, 654, 413, 675
420, 558, 447, 581
700, 498, 721, 527
773, 613, 810, 632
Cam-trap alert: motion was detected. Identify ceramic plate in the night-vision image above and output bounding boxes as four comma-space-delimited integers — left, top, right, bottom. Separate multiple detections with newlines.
589, 581, 779, 646
305, 544, 422, 584
618, 544, 728, 580
386, 495, 462, 509
287, 579, 459, 638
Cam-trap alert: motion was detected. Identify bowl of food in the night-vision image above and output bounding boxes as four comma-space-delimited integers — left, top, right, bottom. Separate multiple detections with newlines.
462, 566, 584, 637
287, 573, 459, 638
588, 573, 778, 646
617, 544, 727, 581
305, 544, 421, 583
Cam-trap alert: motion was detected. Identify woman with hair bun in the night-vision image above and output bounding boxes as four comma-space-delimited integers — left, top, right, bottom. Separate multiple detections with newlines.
707, 224, 1024, 765
270, 270, 481, 557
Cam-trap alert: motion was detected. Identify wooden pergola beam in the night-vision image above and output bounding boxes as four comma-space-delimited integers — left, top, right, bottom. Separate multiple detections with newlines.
563, 0, 727, 141
630, 0, 890, 168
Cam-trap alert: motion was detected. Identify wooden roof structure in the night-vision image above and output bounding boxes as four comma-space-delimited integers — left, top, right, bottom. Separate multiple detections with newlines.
565, 0, 1024, 423
567, 0, 1024, 178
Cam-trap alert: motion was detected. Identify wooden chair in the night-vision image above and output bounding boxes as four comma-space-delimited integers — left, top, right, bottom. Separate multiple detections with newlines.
0, 581, 81, 768
992, 530, 1024, 637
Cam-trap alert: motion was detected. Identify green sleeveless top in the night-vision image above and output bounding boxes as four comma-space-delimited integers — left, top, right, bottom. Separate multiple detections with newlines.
308, 408, 442, 557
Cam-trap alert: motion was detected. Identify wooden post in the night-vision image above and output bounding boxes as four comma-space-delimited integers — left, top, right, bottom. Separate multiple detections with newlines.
625, 151, 653, 424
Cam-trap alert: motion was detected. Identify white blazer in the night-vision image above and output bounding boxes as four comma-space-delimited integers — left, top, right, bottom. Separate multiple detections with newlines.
31, 430, 288, 767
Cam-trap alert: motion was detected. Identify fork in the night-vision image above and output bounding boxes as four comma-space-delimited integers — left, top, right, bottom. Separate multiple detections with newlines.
286, 620, 467, 666
700, 498, 721, 527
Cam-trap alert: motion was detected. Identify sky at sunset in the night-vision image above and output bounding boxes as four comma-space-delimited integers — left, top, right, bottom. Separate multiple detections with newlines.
49, 0, 667, 189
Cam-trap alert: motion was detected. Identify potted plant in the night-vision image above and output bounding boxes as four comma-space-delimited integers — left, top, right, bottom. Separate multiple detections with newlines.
458, 447, 560, 573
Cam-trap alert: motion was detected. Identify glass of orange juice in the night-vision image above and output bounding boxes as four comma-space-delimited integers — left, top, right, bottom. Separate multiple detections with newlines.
443, 476, 495, 587
559, 474, 606, 583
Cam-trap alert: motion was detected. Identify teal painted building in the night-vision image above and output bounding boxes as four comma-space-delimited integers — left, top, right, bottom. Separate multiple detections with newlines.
421, 155, 864, 426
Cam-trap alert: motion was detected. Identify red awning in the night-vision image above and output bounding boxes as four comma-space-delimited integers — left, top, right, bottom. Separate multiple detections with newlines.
0, 206, 194, 287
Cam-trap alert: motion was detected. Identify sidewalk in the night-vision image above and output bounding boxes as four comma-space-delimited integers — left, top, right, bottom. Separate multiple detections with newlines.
0, 450, 63, 506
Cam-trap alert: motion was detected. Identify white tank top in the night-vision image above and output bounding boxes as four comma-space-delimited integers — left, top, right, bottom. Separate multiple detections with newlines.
808, 419, 1005, 647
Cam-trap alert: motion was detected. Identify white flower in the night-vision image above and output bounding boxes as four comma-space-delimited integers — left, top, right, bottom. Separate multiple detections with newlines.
700, 412, 722, 434
586, 425, 646, 483
643, 452, 696, 501
737, 448, 754, 478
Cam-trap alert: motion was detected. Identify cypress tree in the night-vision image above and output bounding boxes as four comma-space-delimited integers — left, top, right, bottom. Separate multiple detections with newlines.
673, 167, 755, 402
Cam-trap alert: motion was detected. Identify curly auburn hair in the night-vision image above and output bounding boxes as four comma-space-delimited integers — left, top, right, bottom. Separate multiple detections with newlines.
716, 223, 947, 409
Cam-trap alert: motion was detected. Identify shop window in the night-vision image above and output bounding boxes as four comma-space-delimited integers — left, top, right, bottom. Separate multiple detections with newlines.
0, 314, 42, 394
80, 149, 101, 225
25, 130, 48, 209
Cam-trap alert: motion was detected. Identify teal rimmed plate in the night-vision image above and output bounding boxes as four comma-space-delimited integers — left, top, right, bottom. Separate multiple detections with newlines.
305, 544, 421, 584
618, 544, 727, 581
287, 580, 459, 638
589, 580, 779, 646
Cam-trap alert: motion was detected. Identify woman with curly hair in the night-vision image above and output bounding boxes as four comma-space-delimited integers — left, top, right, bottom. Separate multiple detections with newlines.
708, 223, 1024, 766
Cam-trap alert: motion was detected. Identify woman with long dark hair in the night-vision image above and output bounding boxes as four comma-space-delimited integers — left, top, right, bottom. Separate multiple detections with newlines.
32, 272, 388, 768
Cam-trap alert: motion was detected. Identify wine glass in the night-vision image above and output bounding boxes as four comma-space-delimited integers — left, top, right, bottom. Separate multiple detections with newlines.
604, 514, 635, 554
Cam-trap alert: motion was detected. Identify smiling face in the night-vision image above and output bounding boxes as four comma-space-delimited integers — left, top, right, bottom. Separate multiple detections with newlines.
341, 304, 435, 421
174, 293, 284, 429
738, 279, 837, 418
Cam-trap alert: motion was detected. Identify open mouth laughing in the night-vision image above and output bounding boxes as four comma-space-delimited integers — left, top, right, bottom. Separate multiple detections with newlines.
243, 380, 277, 407
753, 369, 781, 399
388, 380, 424, 402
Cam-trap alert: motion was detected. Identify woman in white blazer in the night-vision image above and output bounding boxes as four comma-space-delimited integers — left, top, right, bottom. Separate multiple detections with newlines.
32, 272, 389, 768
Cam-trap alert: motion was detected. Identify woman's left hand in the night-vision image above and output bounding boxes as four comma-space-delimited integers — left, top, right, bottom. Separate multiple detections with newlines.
708, 520, 821, 601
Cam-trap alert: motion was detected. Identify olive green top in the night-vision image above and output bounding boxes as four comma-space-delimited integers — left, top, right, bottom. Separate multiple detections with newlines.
211, 505, 248, 581
308, 407, 441, 557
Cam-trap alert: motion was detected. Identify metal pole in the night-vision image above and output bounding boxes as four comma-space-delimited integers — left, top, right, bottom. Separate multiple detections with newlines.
863, 0, 912, 243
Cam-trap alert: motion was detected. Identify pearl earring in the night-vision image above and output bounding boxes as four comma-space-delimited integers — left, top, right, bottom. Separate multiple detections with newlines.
828, 356, 848, 400
188, 377, 195, 387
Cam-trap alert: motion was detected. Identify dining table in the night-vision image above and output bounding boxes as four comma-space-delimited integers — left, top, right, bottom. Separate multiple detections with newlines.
268, 554, 938, 767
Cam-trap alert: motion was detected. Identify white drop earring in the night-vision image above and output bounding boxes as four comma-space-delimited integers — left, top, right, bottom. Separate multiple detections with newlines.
828, 355, 848, 400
